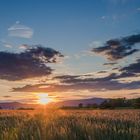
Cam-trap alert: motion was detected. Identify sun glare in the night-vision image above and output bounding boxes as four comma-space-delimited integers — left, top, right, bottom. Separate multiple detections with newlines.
38, 93, 52, 105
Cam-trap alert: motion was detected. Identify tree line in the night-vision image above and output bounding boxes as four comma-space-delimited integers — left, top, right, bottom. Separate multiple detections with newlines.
98, 98, 140, 109
61, 98, 140, 109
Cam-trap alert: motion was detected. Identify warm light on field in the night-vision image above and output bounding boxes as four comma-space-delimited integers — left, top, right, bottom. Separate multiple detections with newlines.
37, 93, 52, 104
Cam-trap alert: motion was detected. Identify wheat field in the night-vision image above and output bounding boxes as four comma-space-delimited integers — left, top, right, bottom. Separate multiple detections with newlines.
0, 109, 140, 140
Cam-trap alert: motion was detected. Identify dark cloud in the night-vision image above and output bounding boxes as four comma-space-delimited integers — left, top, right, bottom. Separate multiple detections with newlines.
103, 62, 117, 66
55, 72, 137, 84
12, 84, 47, 92
12, 80, 140, 93
12, 72, 139, 93
3, 96, 11, 98
11, 34, 140, 92
54, 75, 80, 80
0, 45, 63, 81
97, 71, 107, 73
120, 59, 140, 74
92, 34, 140, 61
112, 67, 120, 70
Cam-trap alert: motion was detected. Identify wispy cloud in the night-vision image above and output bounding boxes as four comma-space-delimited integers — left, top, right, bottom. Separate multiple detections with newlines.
89, 41, 102, 48
12, 72, 140, 93
137, 7, 140, 11
3, 96, 11, 98
8, 21, 33, 38
108, 0, 128, 5
103, 62, 117, 66
19, 44, 30, 50
100, 14, 126, 22
0, 40, 13, 48
101, 16, 107, 20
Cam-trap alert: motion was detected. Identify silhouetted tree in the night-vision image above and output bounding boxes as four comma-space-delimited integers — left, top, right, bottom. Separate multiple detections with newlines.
100, 100, 112, 109
86, 104, 91, 108
133, 98, 140, 108
78, 103, 83, 108
92, 103, 98, 108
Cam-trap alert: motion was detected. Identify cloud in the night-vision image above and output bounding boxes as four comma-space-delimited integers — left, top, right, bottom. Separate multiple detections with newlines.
100, 15, 120, 21
103, 62, 117, 66
120, 58, 140, 74
13, 79, 140, 93
91, 34, 140, 61
8, 21, 33, 38
0, 40, 13, 48
19, 44, 30, 50
0, 44, 63, 81
101, 16, 107, 20
3, 96, 11, 98
12, 71, 140, 93
129, 92, 140, 95
109, 0, 128, 5
4, 44, 13, 48
97, 71, 107, 73
89, 41, 102, 48
137, 8, 140, 11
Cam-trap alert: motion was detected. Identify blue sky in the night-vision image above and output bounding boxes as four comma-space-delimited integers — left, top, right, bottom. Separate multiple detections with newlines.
0, 0, 140, 51
0, 0, 140, 71
0, 0, 140, 103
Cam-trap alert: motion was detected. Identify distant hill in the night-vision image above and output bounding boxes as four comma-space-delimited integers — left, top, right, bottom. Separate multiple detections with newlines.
0, 98, 106, 109
0, 102, 38, 109
54, 98, 106, 107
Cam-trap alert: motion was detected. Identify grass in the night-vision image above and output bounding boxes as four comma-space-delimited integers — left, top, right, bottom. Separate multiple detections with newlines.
0, 109, 140, 140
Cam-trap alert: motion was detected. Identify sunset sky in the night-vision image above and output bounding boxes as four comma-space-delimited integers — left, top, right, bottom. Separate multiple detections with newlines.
0, 0, 140, 103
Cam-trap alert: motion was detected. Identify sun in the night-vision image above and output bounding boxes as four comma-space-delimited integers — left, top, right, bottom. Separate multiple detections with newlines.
37, 93, 52, 105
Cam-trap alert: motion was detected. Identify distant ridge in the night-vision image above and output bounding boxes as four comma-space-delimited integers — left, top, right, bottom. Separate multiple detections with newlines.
54, 97, 106, 107
0, 102, 38, 109
0, 98, 106, 109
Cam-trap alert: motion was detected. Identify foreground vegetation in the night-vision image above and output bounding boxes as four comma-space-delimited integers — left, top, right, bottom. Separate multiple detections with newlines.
0, 109, 140, 140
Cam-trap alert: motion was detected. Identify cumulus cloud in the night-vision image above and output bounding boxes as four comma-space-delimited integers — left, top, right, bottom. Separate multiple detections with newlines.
8, 21, 33, 38
0, 44, 63, 81
92, 34, 140, 61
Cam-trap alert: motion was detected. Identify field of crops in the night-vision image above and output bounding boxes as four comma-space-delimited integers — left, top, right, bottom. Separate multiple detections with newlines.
0, 109, 140, 140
